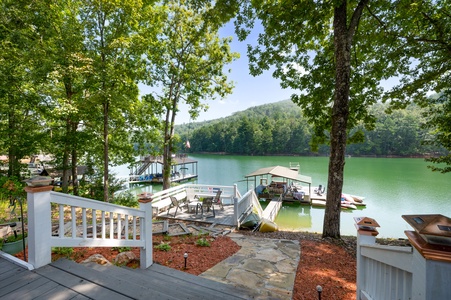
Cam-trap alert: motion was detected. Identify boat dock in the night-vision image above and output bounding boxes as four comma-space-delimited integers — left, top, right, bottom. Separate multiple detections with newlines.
129, 154, 198, 184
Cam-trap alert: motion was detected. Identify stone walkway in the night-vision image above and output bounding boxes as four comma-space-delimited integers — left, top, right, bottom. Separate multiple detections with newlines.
200, 233, 300, 299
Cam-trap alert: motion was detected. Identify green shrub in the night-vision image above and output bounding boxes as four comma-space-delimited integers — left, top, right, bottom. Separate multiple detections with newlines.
113, 246, 131, 253
154, 242, 171, 252
196, 237, 210, 247
52, 247, 74, 257
111, 191, 138, 207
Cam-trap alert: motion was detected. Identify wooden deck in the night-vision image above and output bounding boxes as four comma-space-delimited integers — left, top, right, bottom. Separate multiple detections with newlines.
158, 203, 237, 227
0, 256, 252, 299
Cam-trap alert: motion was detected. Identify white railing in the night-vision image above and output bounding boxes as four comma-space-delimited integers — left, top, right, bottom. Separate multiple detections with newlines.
25, 186, 152, 270
358, 242, 413, 300
356, 222, 451, 300
50, 193, 145, 247
234, 190, 261, 227
150, 183, 240, 216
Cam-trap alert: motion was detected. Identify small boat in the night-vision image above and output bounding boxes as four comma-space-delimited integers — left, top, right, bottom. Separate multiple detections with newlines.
259, 218, 278, 232
342, 193, 367, 207
340, 202, 357, 210
311, 199, 327, 207
240, 212, 260, 229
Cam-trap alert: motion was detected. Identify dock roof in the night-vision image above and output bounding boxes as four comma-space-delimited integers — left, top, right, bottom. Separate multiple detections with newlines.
245, 165, 312, 184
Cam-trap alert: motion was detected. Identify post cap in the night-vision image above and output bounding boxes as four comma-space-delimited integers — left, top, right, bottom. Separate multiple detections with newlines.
137, 192, 153, 203
354, 216, 380, 231
402, 214, 451, 246
24, 176, 53, 187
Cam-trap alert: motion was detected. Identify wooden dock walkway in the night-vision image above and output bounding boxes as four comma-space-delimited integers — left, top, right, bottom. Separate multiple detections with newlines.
261, 199, 283, 222
0, 256, 253, 299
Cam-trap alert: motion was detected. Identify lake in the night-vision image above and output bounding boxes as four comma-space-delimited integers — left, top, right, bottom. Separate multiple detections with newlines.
113, 154, 451, 239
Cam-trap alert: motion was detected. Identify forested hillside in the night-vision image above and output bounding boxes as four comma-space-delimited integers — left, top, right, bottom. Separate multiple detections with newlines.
175, 100, 445, 157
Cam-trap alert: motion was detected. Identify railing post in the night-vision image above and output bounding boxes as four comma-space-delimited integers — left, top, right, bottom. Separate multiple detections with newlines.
233, 197, 239, 226
25, 184, 53, 269
354, 217, 380, 300
138, 194, 153, 269
403, 214, 451, 300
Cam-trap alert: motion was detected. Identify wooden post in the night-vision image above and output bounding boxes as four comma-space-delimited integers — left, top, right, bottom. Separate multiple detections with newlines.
355, 217, 379, 300
138, 195, 153, 269
25, 185, 53, 269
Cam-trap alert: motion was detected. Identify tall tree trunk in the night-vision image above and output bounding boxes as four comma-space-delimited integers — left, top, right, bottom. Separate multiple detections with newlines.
62, 120, 71, 193
71, 123, 78, 196
323, 1, 358, 238
103, 100, 109, 202
7, 110, 18, 177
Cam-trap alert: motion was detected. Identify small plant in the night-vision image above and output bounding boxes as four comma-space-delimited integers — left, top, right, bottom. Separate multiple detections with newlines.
2, 232, 27, 244
113, 246, 131, 253
163, 234, 172, 242
52, 247, 74, 258
111, 191, 138, 208
196, 237, 211, 247
154, 242, 171, 252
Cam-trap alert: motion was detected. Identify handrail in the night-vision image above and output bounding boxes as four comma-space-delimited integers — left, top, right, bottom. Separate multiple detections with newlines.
25, 186, 152, 269
49, 192, 145, 248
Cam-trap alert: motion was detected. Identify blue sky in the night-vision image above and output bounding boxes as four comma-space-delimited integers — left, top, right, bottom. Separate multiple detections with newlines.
170, 21, 297, 125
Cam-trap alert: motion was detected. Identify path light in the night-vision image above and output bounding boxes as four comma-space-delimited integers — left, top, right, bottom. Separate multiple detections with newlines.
316, 285, 322, 300
184, 252, 188, 269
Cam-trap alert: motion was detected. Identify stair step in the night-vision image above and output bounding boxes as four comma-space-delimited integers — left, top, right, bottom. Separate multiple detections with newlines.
82, 260, 250, 299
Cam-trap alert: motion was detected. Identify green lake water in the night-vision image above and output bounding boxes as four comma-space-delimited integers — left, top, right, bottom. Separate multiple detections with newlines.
113, 154, 451, 238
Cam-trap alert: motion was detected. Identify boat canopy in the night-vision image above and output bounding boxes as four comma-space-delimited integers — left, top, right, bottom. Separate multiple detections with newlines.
245, 165, 312, 185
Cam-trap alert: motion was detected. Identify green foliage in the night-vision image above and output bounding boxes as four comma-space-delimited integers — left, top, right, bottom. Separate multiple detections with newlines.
154, 242, 171, 252
0, 176, 25, 201
178, 100, 444, 157
113, 247, 132, 253
52, 247, 74, 257
196, 237, 211, 247
111, 191, 138, 208
423, 92, 451, 173
2, 232, 27, 244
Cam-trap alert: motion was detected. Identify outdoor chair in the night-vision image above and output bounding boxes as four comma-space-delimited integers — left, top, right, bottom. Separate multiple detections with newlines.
196, 198, 215, 218
314, 184, 326, 196
211, 190, 223, 210
167, 196, 188, 217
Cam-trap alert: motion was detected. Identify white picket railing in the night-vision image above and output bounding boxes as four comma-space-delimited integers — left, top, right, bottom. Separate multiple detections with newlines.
49, 192, 146, 248
26, 185, 152, 270
356, 224, 451, 300
150, 183, 240, 216
234, 189, 262, 227
357, 242, 413, 300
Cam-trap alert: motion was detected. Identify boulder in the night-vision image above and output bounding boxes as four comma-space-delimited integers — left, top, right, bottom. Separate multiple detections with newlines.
113, 251, 137, 265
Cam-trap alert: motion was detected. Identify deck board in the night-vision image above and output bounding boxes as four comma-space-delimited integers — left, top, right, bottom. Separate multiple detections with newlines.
0, 255, 254, 300
35, 263, 132, 300
158, 204, 236, 227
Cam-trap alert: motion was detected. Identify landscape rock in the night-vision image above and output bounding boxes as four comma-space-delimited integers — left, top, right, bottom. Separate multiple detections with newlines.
81, 254, 112, 266
113, 251, 137, 265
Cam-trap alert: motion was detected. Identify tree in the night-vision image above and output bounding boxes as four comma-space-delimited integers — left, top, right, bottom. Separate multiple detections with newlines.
380, 1, 451, 172
235, 0, 408, 237
36, 0, 94, 195
80, 0, 145, 201
143, 0, 238, 189
0, 0, 45, 177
